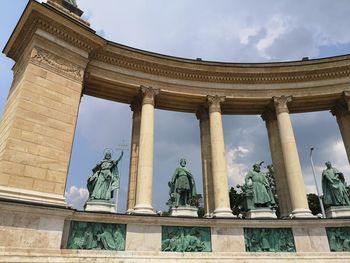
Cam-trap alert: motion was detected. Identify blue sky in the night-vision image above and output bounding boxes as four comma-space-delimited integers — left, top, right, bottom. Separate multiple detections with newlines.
1, 0, 350, 212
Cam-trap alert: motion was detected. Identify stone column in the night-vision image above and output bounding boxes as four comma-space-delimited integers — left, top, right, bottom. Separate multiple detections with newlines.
196, 105, 215, 217
133, 86, 158, 214
261, 108, 292, 218
273, 96, 313, 218
207, 95, 234, 218
331, 92, 350, 163
126, 98, 142, 213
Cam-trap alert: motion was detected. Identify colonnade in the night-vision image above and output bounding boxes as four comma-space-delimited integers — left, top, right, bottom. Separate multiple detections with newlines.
126, 88, 350, 218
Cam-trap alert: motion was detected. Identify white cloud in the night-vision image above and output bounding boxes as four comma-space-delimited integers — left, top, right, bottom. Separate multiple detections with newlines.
65, 186, 89, 210
226, 146, 251, 186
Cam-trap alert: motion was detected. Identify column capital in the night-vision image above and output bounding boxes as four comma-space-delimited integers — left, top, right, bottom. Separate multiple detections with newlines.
130, 96, 142, 112
261, 106, 276, 122
331, 92, 350, 117
140, 86, 159, 106
207, 95, 225, 113
343, 91, 350, 111
273, 96, 292, 114
331, 104, 348, 117
196, 105, 209, 120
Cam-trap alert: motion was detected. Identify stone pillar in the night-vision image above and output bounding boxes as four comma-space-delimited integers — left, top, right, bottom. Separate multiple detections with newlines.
207, 95, 234, 218
331, 92, 350, 163
133, 87, 158, 214
261, 108, 292, 218
273, 96, 313, 218
126, 98, 142, 213
0, 43, 88, 206
196, 105, 215, 217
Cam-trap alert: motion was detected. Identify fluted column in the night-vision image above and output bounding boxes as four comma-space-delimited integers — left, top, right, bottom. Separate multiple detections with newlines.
133, 86, 159, 214
331, 92, 350, 163
196, 105, 215, 217
126, 98, 142, 213
261, 108, 292, 218
207, 95, 234, 218
273, 96, 313, 218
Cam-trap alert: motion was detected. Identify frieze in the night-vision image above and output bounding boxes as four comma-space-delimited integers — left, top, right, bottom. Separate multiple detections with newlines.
92, 50, 350, 85
30, 46, 84, 82
326, 227, 350, 252
244, 228, 295, 252
162, 226, 211, 252
67, 221, 126, 250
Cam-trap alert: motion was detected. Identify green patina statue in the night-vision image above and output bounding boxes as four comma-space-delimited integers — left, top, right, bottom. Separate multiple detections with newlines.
64, 0, 78, 7
162, 226, 211, 252
244, 228, 295, 252
67, 221, 125, 250
322, 161, 350, 206
242, 161, 276, 210
87, 151, 123, 201
168, 159, 197, 207
326, 227, 350, 252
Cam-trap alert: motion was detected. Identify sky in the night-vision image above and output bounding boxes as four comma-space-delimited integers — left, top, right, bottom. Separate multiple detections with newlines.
1, 0, 350, 212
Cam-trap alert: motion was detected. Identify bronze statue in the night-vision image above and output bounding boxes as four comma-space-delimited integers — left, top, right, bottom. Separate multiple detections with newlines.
87, 151, 123, 201
168, 159, 197, 207
243, 161, 275, 209
322, 161, 350, 206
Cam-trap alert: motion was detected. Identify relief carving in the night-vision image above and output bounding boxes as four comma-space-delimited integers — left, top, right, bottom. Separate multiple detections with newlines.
30, 46, 84, 82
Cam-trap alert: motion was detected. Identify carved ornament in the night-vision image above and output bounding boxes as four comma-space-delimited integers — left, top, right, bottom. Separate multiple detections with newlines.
30, 47, 84, 82
140, 86, 159, 106
196, 105, 209, 121
92, 50, 350, 85
273, 96, 292, 114
261, 107, 277, 122
207, 95, 225, 113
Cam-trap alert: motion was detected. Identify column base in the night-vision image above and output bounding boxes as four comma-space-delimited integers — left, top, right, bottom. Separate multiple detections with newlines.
245, 208, 277, 219
212, 207, 236, 218
126, 208, 134, 214
85, 199, 116, 213
0, 185, 66, 207
170, 206, 198, 217
290, 208, 315, 218
203, 213, 213, 218
132, 204, 156, 215
326, 206, 350, 218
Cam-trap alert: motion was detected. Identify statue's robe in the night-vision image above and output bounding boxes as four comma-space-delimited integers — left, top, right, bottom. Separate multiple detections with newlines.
246, 170, 275, 206
87, 159, 119, 200
322, 168, 350, 206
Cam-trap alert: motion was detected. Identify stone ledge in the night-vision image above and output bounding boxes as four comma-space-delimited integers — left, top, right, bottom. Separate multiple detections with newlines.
1, 249, 350, 263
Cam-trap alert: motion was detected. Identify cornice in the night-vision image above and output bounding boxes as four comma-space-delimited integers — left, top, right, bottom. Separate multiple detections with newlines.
5, 3, 104, 62
92, 49, 350, 85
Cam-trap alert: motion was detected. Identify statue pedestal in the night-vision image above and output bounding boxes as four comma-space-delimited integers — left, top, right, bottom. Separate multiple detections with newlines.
326, 206, 350, 218
245, 208, 277, 219
85, 199, 116, 213
170, 206, 198, 217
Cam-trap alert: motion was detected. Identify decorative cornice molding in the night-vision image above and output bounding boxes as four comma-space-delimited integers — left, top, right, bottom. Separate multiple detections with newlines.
207, 95, 225, 113
92, 50, 350, 85
140, 86, 159, 106
273, 96, 292, 114
7, 10, 100, 61
30, 46, 84, 82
